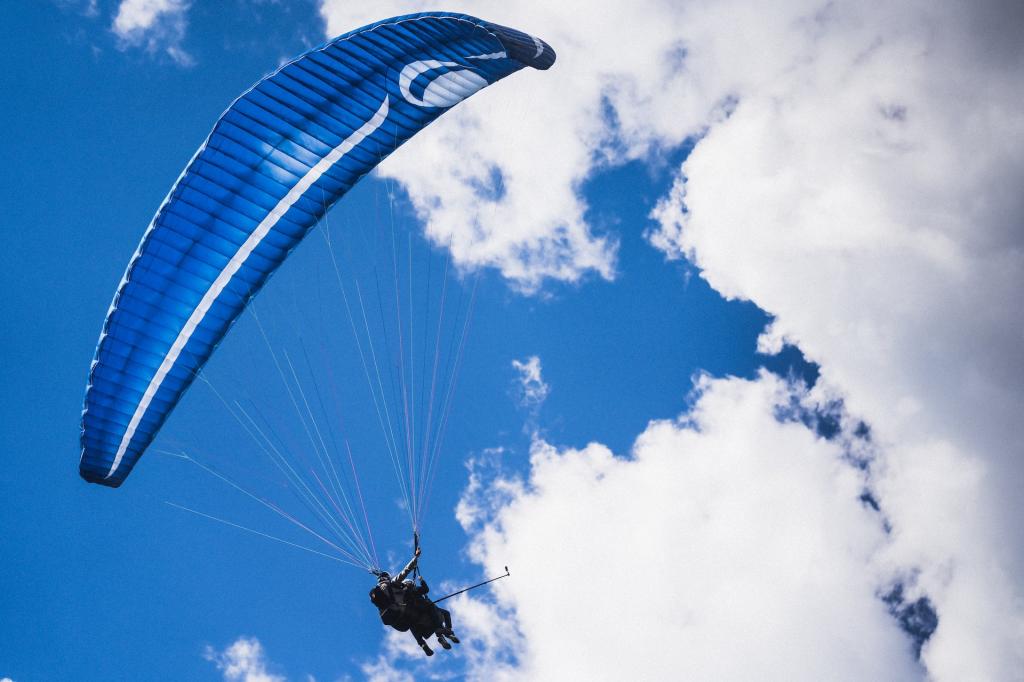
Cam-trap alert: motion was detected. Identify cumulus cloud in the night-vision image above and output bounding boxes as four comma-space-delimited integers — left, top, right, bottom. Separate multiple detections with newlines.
360, 628, 431, 682
316, 1, 1024, 679
111, 0, 193, 65
647, 2, 1024, 678
205, 637, 286, 682
318, 0, 719, 289
360, 585, 525, 680
446, 374, 923, 680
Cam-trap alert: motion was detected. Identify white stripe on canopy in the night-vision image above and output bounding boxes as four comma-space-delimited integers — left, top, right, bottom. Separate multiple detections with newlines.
105, 97, 392, 479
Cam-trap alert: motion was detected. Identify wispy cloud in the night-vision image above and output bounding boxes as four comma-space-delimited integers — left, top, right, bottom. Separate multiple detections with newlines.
360, 629, 419, 682
204, 637, 286, 682
111, 0, 193, 65
455, 447, 522, 532
55, 0, 100, 18
511, 356, 549, 411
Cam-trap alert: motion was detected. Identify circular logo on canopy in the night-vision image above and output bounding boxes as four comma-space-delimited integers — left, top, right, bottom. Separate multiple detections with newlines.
398, 60, 488, 108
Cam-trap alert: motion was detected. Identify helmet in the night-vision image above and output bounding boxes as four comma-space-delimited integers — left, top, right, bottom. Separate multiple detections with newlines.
377, 571, 391, 584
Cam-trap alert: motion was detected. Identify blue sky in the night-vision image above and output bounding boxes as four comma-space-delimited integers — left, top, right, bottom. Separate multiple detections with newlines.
0, 4, 791, 680
4, 2, 1023, 681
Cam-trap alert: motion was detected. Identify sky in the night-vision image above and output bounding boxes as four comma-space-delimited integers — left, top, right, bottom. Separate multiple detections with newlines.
1, 1, 1022, 681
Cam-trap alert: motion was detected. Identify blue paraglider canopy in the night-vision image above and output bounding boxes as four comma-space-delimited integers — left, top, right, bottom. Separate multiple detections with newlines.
79, 13, 554, 489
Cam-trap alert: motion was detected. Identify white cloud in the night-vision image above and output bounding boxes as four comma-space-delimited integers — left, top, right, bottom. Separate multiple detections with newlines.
314, 1, 1024, 679
360, 623, 500, 681
362, 657, 414, 682
647, 2, 1024, 679
318, 0, 723, 290
205, 637, 286, 682
454, 373, 924, 681
360, 587, 525, 681
456, 447, 523, 535
57, 0, 100, 17
360, 628, 424, 682
511, 356, 549, 411
111, 0, 193, 65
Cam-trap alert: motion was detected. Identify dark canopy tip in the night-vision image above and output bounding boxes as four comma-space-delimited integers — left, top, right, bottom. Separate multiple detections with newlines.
486, 23, 556, 70
79, 458, 123, 487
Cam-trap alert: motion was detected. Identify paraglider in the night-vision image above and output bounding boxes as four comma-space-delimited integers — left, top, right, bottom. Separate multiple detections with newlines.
79, 12, 555, 488
369, 542, 511, 655
79, 13, 552, 653
79, 9, 552, 650
370, 546, 460, 656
